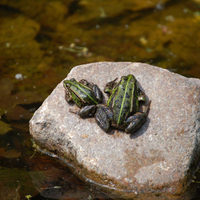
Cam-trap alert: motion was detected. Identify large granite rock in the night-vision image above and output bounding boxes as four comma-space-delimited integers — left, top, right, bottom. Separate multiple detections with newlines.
29, 62, 200, 199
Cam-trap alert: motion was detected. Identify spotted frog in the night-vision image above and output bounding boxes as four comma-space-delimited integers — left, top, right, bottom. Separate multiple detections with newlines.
63, 78, 103, 118
95, 74, 150, 133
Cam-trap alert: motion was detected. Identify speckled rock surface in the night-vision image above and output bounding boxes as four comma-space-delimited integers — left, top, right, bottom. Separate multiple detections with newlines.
29, 62, 200, 199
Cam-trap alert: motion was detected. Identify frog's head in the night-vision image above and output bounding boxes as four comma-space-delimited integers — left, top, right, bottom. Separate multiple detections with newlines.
63, 78, 77, 89
122, 74, 136, 82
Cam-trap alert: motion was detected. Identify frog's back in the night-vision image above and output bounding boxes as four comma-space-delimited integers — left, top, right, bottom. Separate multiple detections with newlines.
80, 86, 98, 105
108, 75, 138, 124
72, 84, 98, 105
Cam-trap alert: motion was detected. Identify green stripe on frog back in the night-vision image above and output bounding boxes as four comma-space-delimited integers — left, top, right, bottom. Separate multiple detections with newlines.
70, 90, 84, 107
129, 79, 135, 113
107, 80, 121, 107
117, 75, 132, 124
134, 81, 139, 112
70, 81, 98, 104
107, 81, 121, 107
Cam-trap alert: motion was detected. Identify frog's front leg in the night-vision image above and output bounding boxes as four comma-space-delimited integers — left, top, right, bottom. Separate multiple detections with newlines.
95, 105, 113, 132
104, 78, 118, 94
125, 112, 147, 133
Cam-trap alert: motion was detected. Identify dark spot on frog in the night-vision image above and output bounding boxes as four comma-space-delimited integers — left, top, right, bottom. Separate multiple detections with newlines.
79, 91, 85, 96
126, 92, 130, 98
115, 99, 120, 104
114, 110, 119, 116
122, 76, 128, 81
125, 100, 130, 106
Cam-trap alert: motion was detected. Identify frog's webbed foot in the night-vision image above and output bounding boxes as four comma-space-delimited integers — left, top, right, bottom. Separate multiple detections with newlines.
138, 90, 146, 102
69, 108, 79, 115
125, 112, 147, 133
95, 105, 113, 132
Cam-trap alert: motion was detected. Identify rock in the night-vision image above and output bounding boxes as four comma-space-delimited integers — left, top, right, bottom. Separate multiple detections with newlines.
29, 62, 200, 199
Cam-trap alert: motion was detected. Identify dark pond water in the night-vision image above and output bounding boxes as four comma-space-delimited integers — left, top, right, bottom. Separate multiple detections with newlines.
0, 0, 200, 199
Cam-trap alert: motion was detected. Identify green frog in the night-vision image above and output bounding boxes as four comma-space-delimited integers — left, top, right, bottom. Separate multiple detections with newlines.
95, 74, 150, 133
63, 78, 103, 118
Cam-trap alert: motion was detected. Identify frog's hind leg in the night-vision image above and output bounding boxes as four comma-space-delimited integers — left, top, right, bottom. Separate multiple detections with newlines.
93, 84, 103, 103
79, 105, 96, 118
126, 100, 151, 133
95, 105, 113, 132
125, 112, 147, 133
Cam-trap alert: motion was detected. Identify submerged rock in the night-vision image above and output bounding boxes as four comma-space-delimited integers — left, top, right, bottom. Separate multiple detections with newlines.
29, 62, 200, 199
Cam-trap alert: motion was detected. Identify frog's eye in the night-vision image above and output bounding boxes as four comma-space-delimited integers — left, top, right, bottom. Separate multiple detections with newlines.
122, 76, 128, 80
130, 78, 135, 82
70, 78, 75, 82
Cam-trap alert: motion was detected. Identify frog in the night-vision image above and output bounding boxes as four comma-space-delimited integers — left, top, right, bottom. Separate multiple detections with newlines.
95, 74, 150, 133
63, 78, 103, 118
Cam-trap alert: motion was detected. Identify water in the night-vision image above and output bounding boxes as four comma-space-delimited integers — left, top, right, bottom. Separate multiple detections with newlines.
0, 0, 200, 199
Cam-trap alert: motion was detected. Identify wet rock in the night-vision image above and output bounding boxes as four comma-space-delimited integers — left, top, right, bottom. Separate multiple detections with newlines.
29, 62, 200, 199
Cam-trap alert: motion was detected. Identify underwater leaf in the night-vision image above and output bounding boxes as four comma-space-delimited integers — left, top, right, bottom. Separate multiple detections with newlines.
0, 120, 12, 135
1, 149, 21, 158
0, 182, 20, 200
